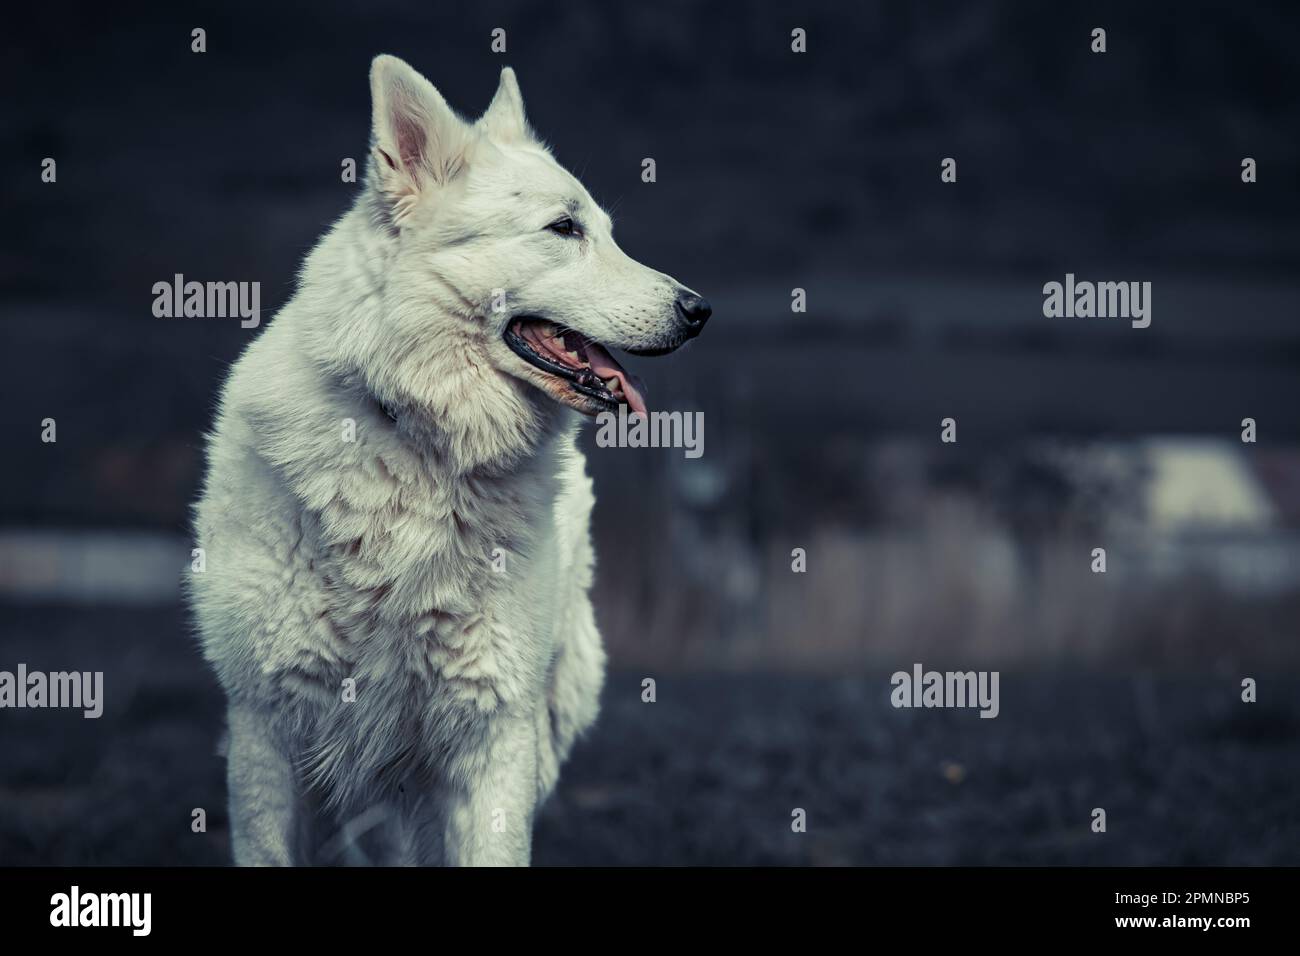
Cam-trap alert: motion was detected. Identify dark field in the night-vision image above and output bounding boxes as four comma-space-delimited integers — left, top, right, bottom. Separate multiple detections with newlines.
2, 605, 1295, 866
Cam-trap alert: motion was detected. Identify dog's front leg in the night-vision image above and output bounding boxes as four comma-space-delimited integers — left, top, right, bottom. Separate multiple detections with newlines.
226, 704, 301, 866
443, 712, 538, 866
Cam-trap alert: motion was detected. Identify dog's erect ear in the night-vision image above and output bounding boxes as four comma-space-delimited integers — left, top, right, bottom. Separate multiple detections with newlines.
477, 67, 530, 143
369, 55, 472, 220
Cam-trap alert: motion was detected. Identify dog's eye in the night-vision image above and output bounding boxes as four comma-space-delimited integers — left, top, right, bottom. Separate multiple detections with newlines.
547, 217, 581, 238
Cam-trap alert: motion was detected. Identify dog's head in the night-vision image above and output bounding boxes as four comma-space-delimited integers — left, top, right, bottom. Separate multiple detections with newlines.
358, 55, 709, 421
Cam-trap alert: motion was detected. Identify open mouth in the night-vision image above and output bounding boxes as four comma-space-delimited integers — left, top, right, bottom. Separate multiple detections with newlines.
504, 318, 648, 416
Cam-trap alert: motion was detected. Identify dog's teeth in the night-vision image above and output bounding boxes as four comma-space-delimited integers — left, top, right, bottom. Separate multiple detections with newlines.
603, 377, 619, 390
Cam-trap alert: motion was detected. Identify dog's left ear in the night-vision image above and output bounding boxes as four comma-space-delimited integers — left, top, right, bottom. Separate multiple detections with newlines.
368, 54, 473, 223
477, 67, 531, 143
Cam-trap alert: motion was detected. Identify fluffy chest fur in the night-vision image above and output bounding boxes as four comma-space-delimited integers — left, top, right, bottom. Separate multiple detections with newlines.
192, 315, 589, 809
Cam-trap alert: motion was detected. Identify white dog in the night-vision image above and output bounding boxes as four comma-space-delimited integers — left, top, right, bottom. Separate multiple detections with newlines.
189, 55, 710, 866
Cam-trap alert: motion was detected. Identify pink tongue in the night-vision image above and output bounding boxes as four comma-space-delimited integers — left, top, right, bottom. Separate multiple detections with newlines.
583, 342, 648, 417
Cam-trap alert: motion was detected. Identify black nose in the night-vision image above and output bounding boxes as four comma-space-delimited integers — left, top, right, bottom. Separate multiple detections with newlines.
675, 293, 712, 330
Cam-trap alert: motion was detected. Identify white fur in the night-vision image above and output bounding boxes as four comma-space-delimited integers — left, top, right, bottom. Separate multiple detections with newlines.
189, 56, 696, 865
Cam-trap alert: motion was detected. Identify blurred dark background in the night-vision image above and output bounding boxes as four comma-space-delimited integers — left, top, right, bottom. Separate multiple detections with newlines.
1, 0, 1298, 864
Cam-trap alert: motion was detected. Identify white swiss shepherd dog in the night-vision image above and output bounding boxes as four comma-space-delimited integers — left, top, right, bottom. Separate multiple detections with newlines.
189, 55, 710, 866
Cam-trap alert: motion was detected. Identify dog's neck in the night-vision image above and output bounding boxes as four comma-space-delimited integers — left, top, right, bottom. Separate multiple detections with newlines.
370, 382, 574, 479
295, 204, 577, 478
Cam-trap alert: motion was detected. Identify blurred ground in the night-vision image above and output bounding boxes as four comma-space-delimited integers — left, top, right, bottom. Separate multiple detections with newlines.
1, 605, 1295, 866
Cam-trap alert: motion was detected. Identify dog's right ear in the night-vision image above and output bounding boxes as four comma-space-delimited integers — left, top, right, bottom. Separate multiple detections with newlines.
368, 55, 472, 223
478, 67, 531, 143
